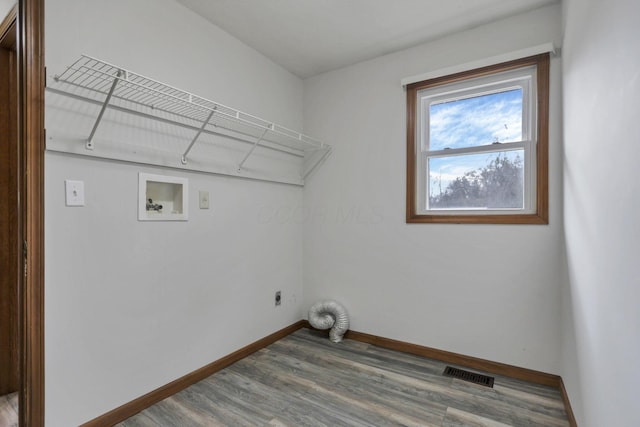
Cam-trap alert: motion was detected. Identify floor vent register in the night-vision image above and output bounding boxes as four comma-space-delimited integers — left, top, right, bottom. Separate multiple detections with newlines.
443, 366, 495, 388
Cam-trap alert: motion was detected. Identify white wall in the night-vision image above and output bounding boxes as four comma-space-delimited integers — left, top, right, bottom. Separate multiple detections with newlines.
0, 0, 14, 21
45, 0, 304, 426
303, 4, 564, 374
561, 0, 640, 425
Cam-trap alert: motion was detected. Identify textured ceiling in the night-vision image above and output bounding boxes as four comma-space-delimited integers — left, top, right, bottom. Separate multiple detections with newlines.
176, 0, 558, 78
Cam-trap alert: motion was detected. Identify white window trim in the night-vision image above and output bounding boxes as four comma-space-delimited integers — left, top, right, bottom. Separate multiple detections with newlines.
415, 66, 538, 216
401, 42, 556, 87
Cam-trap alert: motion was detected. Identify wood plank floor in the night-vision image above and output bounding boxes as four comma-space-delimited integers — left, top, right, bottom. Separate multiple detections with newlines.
0, 392, 18, 427
118, 329, 570, 427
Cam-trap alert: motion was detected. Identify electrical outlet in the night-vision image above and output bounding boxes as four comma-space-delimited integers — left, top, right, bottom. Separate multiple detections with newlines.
275, 291, 281, 306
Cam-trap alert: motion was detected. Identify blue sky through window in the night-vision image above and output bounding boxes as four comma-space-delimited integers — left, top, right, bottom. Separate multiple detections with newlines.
429, 88, 523, 150
427, 89, 525, 202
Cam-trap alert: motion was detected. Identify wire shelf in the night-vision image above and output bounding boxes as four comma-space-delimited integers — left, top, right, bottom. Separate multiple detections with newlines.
48, 55, 330, 181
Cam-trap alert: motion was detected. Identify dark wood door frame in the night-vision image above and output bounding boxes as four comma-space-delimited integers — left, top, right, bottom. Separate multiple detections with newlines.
0, 0, 46, 426
0, 3, 19, 399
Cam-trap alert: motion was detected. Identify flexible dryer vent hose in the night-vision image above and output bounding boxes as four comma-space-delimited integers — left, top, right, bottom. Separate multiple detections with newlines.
308, 300, 350, 343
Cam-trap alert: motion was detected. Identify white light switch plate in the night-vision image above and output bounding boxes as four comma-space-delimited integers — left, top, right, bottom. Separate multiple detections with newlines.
65, 180, 85, 206
199, 190, 210, 209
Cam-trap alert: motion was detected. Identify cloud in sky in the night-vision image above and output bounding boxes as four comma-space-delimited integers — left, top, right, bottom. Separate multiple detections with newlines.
429, 89, 523, 151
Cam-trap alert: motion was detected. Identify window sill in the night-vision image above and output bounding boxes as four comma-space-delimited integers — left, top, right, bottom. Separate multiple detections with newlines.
406, 212, 549, 225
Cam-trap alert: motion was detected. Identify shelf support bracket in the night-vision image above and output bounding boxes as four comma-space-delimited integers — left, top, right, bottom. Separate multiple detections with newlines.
181, 109, 216, 164
238, 127, 270, 171
86, 70, 122, 150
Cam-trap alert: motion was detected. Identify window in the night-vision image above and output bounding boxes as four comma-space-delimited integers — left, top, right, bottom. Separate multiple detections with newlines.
406, 54, 549, 224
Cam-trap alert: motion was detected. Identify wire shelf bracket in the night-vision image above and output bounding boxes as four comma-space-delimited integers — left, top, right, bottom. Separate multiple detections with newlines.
238, 127, 270, 171
47, 55, 332, 185
181, 108, 216, 164
85, 69, 122, 150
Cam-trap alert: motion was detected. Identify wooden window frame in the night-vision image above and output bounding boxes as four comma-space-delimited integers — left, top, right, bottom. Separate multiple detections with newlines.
406, 53, 549, 224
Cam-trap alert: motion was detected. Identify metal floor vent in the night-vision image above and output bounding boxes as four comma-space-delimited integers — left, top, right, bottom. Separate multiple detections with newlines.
443, 366, 495, 388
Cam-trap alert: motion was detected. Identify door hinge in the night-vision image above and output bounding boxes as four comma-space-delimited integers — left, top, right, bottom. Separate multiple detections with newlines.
23, 239, 28, 277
